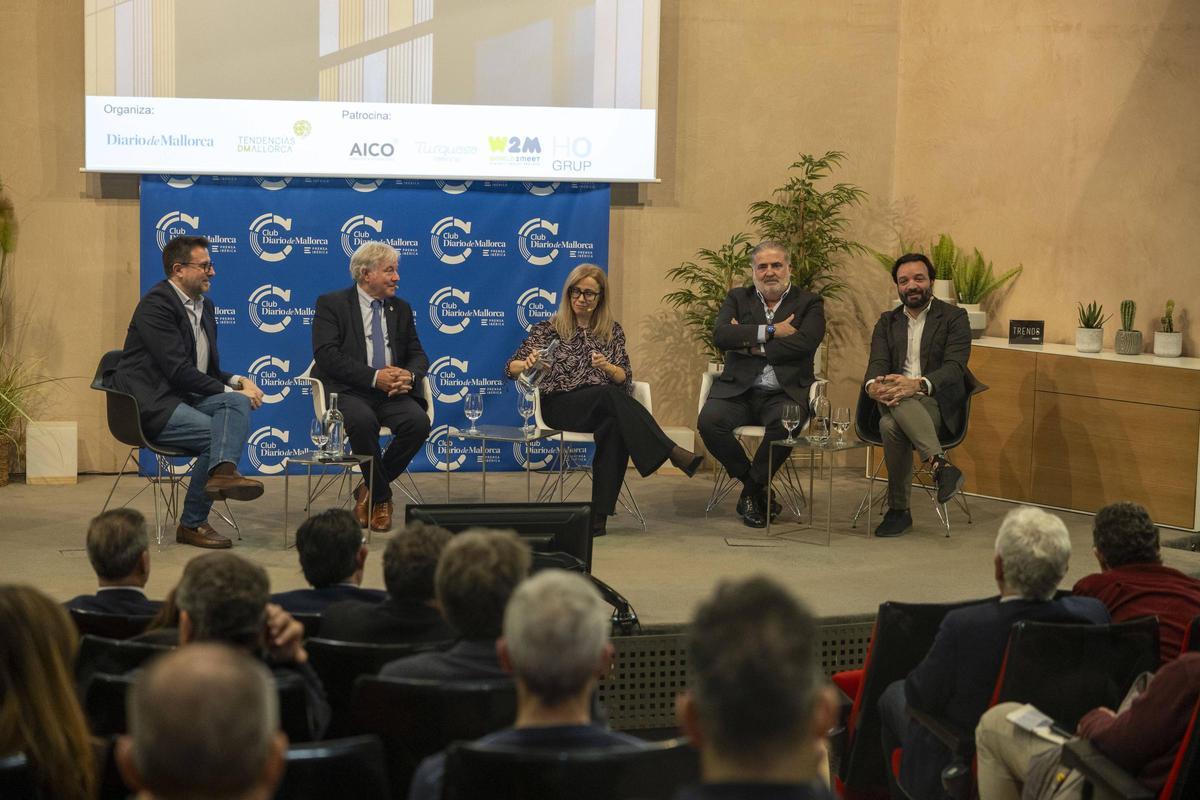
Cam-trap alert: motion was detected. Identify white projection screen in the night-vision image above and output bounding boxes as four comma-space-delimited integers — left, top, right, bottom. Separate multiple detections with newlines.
84, 0, 660, 181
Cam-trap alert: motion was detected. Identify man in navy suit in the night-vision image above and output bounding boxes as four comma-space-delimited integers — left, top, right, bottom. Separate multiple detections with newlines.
312, 242, 430, 532
878, 507, 1110, 800
270, 509, 386, 614
112, 235, 265, 549
698, 241, 826, 527
66, 508, 161, 615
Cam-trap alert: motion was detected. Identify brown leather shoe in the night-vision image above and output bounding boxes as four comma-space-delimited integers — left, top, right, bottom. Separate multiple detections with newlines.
204, 471, 265, 501
370, 500, 393, 533
176, 522, 232, 549
353, 483, 370, 529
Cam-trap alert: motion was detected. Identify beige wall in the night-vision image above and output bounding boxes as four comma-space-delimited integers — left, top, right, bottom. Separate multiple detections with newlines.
1, 0, 1196, 472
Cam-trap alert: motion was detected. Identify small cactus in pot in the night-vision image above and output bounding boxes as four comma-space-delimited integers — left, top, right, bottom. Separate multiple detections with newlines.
1114, 299, 1143, 355
1155, 299, 1183, 357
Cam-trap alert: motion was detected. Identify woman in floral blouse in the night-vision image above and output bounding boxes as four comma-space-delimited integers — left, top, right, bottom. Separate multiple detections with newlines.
507, 264, 704, 536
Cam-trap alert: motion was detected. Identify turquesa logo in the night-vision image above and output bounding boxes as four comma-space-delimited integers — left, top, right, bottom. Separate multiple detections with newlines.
430, 217, 506, 264
246, 355, 293, 404
428, 287, 506, 334
523, 181, 559, 196
435, 180, 472, 195
247, 285, 315, 333
518, 217, 595, 266
249, 212, 330, 261
340, 214, 419, 258
428, 356, 506, 403
253, 177, 291, 191
160, 175, 199, 189
155, 211, 200, 250
247, 426, 307, 475
516, 287, 557, 331
346, 178, 382, 193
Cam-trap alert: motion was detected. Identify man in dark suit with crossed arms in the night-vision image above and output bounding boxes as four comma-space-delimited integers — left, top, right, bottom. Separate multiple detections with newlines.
698, 240, 826, 528
864, 253, 971, 537
312, 242, 430, 533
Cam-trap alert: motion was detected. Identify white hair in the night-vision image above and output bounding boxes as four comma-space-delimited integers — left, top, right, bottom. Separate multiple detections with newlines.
349, 241, 398, 282
994, 506, 1072, 601
502, 569, 609, 704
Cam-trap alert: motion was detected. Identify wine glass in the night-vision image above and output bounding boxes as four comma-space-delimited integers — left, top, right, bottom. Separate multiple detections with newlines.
517, 387, 535, 435
781, 403, 802, 444
464, 392, 483, 434
832, 407, 851, 444
309, 418, 329, 457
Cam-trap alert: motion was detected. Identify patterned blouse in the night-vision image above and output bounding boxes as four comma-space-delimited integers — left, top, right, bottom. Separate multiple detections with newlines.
506, 320, 633, 396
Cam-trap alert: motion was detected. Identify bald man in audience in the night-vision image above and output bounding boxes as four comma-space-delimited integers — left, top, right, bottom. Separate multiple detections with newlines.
66, 508, 160, 616
116, 643, 287, 800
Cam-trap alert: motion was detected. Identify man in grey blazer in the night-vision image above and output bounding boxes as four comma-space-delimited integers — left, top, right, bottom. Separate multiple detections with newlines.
863, 253, 972, 537
698, 241, 826, 527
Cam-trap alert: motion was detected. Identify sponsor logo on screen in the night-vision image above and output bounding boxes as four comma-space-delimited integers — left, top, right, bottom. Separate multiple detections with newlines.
517, 218, 594, 266
428, 356, 506, 403
253, 177, 291, 191
237, 135, 297, 155
349, 141, 397, 159
248, 212, 329, 261
247, 426, 306, 475
339, 215, 419, 258
551, 136, 593, 173
247, 284, 315, 333
246, 355, 294, 404
428, 287, 506, 334
293, 120, 312, 138
488, 135, 543, 167
516, 287, 557, 331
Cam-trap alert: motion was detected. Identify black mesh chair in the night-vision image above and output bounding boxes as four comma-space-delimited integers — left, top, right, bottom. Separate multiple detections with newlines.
68, 607, 154, 640
91, 349, 240, 545
0, 753, 39, 800
304, 638, 448, 737
852, 370, 988, 537
349, 676, 516, 799
273, 735, 390, 800
442, 737, 700, 800
75, 634, 173, 691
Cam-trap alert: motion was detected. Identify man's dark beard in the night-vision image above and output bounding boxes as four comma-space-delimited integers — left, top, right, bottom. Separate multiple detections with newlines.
901, 286, 932, 308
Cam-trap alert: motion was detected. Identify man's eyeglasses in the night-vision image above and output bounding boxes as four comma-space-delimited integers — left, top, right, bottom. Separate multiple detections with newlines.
568, 288, 601, 301
178, 261, 216, 273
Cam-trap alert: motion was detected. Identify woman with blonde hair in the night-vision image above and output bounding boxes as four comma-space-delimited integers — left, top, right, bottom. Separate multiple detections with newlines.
0, 584, 97, 800
507, 263, 703, 536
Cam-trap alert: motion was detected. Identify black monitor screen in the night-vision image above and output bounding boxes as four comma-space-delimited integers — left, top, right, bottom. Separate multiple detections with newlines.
404, 503, 593, 573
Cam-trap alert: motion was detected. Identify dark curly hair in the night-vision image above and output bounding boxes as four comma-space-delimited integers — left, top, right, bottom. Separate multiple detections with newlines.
1092, 501, 1160, 568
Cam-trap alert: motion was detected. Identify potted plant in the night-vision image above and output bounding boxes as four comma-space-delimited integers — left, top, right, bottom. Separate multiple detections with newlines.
0, 178, 25, 485
1154, 299, 1183, 357
928, 234, 962, 303
663, 232, 753, 368
1076, 301, 1110, 353
1114, 300, 1143, 355
952, 248, 1023, 338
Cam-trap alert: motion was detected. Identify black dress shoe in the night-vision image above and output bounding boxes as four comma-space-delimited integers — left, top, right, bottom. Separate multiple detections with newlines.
737, 493, 767, 528
935, 461, 965, 504
874, 508, 913, 538
591, 514, 608, 538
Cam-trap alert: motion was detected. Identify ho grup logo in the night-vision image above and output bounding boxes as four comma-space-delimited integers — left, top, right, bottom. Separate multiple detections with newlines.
435, 180, 472, 195
246, 355, 293, 404
425, 425, 468, 472
160, 175, 199, 189
428, 356, 471, 403
248, 212, 294, 262
430, 216, 473, 265
346, 178, 383, 193
340, 214, 383, 258
155, 211, 200, 250
523, 181, 559, 196
247, 284, 315, 333
253, 177, 291, 191
516, 287, 557, 331
246, 426, 305, 475
517, 218, 560, 266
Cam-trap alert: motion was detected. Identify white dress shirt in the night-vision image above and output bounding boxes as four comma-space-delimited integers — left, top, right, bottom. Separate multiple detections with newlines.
866, 300, 934, 395
168, 281, 241, 392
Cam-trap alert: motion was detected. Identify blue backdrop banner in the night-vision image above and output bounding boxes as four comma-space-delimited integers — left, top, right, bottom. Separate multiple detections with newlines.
138, 176, 608, 477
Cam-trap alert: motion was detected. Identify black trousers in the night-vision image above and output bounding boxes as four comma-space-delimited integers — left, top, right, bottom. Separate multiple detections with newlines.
697, 387, 806, 489
337, 389, 431, 503
540, 384, 676, 517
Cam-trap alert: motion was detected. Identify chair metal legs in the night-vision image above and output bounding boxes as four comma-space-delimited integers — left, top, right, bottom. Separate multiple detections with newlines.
704, 438, 808, 518
535, 447, 646, 531
850, 446, 973, 537
101, 449, 186, 546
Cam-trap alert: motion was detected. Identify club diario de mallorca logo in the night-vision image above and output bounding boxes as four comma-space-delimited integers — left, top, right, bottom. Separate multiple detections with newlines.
518, 217, 595, 266
425, 425, 468, 472
247, 426, 307, 475
340, 214, 420, 258
430, 216, 472, 264
428, 356, 506, 403
253, 177, 291, 191
435, 180, 472, 195
160, 175, 199, 189
248, 284, 315, 333
246, 355, 293, 404
346, 178, 383, 193
523, 181, 559, 196
249, 213, 293, 262
155, 211, 200, 250
516, 287, 557, 331
428, 287, 506, 334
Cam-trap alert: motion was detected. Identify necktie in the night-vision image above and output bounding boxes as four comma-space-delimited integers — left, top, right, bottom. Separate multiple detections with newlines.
370, 300, 387, 370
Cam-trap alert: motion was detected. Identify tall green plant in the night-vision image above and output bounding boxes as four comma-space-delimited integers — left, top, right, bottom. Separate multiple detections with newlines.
663, 233, 753, 361
953, 249, 1023, 304
928, 234, 963, 281
747, 151, 868, 299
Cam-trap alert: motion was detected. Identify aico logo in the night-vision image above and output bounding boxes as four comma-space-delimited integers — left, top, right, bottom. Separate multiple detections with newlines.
516, 287, 557, 331
155, 211, 200, 250
246, 355, 292, 404
489, 136, 541, 154
247, 426, 304, 475
253, 177, 291, 191
435, 180, 472, 195
248, 212, 294, 262
425, 425, 468, 473
349, 142, 396, 158
430, 217, 473, 265
160, 175, 199, 189
247, 284, 316, 333
346, 178, 383, 193
428, 356, 471, 403
518, 218, 559, 266
340, 214, 383, 258
523, 181, 559, 196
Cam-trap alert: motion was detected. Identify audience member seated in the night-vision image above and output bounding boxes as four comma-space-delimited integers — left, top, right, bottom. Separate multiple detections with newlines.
65, 508, 161, 615
380, 529, 531, 680
271, 509, 386, 614
0, 584, 97, 800
975, 651, 1200, 800
320, 520, 455, 644
408, 569, 646, 800
676, 576, 837, 800
878, 506, 1110, 800
1072, 500, 1200, 663
116, 642, 288, 800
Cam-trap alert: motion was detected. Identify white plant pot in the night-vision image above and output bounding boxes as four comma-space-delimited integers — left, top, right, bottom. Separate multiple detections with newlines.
707, 361, 724, 374
1154, 331, 1183, 357
933, 279, 956, 304
960, 303, 986, 339
1076, 327, 1104, 353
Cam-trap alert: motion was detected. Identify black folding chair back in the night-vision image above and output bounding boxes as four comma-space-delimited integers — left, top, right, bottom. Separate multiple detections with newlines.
273, 735, 389, 800
69, 607, 155, 640
75, 634, 173, 689
84, 672, 136, 737
0, 753, 39, 800
304, 637, 447, 737
442, 738, 699, 800
350, 676, 516, 799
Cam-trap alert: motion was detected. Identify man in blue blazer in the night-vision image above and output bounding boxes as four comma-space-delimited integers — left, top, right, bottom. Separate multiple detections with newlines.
112, 235, 265, 549
312, 242, 430, 532
66, 508, 161, 615
878, 507, 1110, 800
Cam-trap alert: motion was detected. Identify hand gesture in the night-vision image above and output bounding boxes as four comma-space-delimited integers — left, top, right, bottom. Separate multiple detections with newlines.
522, 350, 542, 372
590, 351, 611, 371
389, 368, 414, 397
263, 603, 307, 664
238, 379, 265, 410
773, 313, 797, 338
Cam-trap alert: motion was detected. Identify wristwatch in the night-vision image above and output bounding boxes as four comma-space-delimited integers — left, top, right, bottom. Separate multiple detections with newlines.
766, 324, 776, 340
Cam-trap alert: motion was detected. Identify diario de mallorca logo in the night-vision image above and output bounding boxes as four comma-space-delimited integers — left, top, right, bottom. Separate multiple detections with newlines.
246, 355, 293, 404
513, 439, 555, 470
428, 356, 506, 403
517, 217, 598, 266
155, 211, 200, 250
247, 284, 315, 333
253, 177, 291, 191
346, 178, 383, 193
435, 180, 472, 195
247, 426, 307, 475
428, 287, 506, 334
160, 175, 199, 189
340, 214, 419, 258
523, 181, 559, 196
425, 425, 468, 472
248, 212, 330, 261
516, 287, 557, 331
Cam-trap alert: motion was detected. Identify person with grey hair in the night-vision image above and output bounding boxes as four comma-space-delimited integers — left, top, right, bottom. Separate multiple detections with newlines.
312, 240, 430, 532
876, 507, 1108, 800
407, 569, 647, 800
697, 240, 826, 528
116, 643, 287, 800
66, 508, 161, 615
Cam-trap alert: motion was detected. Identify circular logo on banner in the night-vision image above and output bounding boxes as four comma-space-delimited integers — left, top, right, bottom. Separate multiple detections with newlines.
428, 356, 471, 403
425, 425, 468, 472
428, 287, 506, 334
247, 284, 314, 333
517, 218, 560, 266
293, 120, 312, 138
155, 211, 201, 250
248, 212, 295, 262
161, 175, 199, 189
516, 287, 557, 331
523, 181, 559, 196
513, 440, 555, 470
160, 456, 198, 476
246, 355, 293, 404
346, 178, 383, 193
430, 216, 473, 265
253, 177, 292, 191
247, 426, 296, 475
436, 180, 473, 195
340, 214, 384, 258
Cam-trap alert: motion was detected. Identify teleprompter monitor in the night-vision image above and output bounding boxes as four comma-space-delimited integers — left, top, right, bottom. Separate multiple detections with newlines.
404, 503, 593, 573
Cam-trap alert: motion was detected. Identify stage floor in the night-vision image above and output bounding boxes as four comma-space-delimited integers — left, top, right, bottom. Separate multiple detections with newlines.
5, 469, 1199, 627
